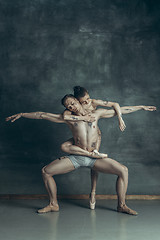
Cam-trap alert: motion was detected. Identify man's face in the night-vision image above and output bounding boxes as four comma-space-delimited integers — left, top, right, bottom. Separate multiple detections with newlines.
64, 97, 84, 115
79, 93, 92, 110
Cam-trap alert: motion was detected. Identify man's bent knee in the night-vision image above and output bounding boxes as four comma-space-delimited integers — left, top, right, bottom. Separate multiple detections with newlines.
42, 166, 50, 177
121, 165, 128, 174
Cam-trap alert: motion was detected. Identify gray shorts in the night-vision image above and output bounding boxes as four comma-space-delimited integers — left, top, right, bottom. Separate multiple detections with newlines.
67, 155, 97, 169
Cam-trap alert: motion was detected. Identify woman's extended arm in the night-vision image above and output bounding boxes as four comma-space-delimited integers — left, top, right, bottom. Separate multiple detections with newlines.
6, 112, 65, 123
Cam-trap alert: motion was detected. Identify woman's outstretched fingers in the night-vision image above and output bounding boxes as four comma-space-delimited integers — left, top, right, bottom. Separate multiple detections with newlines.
6, 114, 22, 122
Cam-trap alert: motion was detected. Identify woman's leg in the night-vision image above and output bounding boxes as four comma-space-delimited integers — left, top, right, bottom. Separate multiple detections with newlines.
89, 129, 101, 209
92, 157, 137, 215
61, 138, 107, 158
38, 156, 75, 213
90, 169, 98, 209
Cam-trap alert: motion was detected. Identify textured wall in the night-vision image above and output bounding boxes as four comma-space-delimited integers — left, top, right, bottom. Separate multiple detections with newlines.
0, 0, 160, 195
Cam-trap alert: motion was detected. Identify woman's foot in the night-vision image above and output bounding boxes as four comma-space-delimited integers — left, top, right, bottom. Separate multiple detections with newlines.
90, 191, 96, 210
37, 203, 59, 214
91, 150, 108, 159
117, 204, 138, 215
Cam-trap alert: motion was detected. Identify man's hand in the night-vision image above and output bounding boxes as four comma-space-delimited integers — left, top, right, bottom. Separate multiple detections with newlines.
119, 117, 126, 132
142, 106, 157, 111
83, 114, 96, 122
6, 113, 22, 122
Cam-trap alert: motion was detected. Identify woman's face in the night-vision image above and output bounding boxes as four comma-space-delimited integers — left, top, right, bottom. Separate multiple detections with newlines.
64, 97, 85, 115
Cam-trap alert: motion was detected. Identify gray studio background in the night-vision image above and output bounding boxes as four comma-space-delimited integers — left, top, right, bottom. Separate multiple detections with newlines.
0, 0, 160, 195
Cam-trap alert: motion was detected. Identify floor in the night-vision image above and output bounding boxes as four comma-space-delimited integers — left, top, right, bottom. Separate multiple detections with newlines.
0, 199, 160, 240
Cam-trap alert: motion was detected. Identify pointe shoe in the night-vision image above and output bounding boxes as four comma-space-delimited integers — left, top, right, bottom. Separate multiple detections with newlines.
92, 150, 108, 158
90, 191, 96, 210
90, 201, 96, 210
37, 203, 59, 214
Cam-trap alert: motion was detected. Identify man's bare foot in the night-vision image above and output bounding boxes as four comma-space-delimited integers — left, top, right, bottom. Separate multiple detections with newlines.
117, 204, 138, 216
37, 203, 59, 214
91, 150, 108, 159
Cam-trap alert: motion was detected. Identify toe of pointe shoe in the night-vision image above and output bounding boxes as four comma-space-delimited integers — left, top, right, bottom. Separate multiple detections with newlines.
90, 201, 96, 210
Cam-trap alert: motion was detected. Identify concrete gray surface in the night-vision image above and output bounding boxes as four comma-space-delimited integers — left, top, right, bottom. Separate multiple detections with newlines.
0, 199, 160, 240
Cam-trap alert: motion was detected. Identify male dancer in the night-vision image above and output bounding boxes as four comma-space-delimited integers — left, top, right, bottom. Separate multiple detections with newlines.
61, 86, 125, 208
6, 95, 156, 215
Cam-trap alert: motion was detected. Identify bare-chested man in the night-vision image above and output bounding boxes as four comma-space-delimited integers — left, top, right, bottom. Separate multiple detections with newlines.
61, 86, 126, 209
6, 96, 156, 215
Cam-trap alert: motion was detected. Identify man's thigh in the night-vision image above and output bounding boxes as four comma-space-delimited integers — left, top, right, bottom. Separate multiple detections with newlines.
44, 156, 75, 176
92, 158, 124, 175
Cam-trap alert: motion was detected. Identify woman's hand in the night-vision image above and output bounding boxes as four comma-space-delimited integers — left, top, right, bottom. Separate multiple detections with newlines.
83, 114, 96, 122
6, 113, 23, 122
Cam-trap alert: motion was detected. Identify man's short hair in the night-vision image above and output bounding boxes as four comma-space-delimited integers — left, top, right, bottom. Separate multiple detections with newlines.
73, 86, 88, 99
61, 94, 75, 107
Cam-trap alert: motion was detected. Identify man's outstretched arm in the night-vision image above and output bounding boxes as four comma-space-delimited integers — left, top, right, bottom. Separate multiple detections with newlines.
120, 106, 156, 114
97, 105, 156, 119
6, 112, 65, 123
